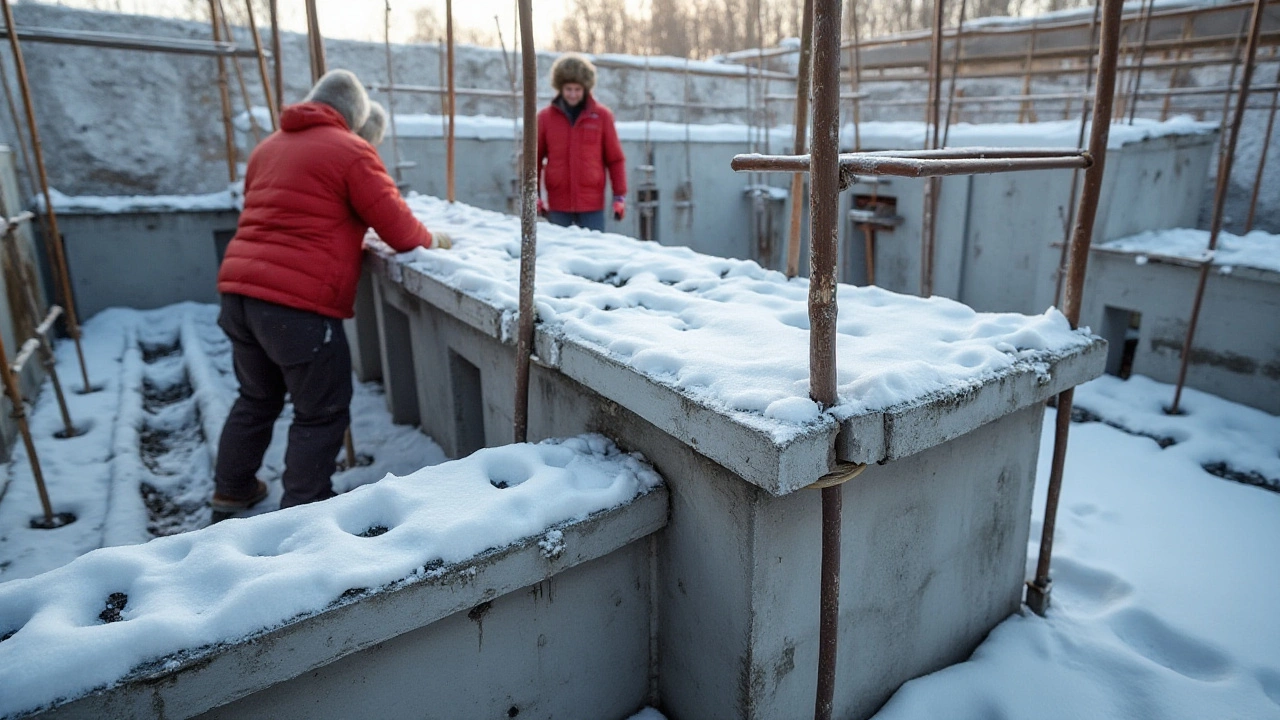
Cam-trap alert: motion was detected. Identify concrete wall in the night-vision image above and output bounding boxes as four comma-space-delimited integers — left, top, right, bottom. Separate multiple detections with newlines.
1081, 250, 1280, 414
365, 262, 1093, 719
56, 209, 238, 320
858, 132, 1217, 314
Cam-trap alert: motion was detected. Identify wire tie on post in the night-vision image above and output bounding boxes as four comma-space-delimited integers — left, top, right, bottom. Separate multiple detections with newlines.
806, 462, 867, 490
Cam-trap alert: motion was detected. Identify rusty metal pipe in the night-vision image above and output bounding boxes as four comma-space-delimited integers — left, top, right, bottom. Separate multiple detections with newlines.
217, 0, 261, 145
513, 0, 537, 444
1246, 63, 1280, 231
243, 0, 277, 130
942, 0, 968, 147
1170, 0, 1268, 415
1055, 0, 1101, 307
1126, 0, 1156, 123
921, 0, 947, 298
785, 0, 814, 280
0, 0, 93, 393
732, 152, 1090, 177
811, 0, 843, 716
269, 0, 282, 113
304, 0, 325, 84
1028, 0, 1125, 618
207, 0, 238, 184
0, 25, 262, 57
446, 0, 456, 203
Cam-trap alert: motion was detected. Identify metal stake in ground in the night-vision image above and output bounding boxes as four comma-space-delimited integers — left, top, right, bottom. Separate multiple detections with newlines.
0, 0, 95, 394
512, 0, 538, 444
1168, 0, 1268, 416
1027, 0, 1125, 617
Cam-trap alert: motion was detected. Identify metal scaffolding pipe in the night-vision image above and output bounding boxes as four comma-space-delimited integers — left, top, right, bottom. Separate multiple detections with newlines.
732, 150, 1090, 177
1028, 0, 1125, 618
1169, 0, 1268, 415
0, 25, 262, 57
1245, 63, 1280, 231
512, 0, 537, 444
207, 0, 237, 184
269, 0, 282, 113
0, 0, 93, 392
785, 0, 814, 280
810, 0, 843, 715
243, 0, 277, 130
446, 0, 456, 203
305, 0, 325, 84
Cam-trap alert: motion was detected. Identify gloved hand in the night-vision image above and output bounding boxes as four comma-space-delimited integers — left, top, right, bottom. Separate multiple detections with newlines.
431, 230, 452, 250
612, 195, 626, 221
537, 198, 548, 218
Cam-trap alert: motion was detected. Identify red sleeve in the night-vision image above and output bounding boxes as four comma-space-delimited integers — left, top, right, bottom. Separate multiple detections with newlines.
345, 144, 433, 253
603, 113, 627, 197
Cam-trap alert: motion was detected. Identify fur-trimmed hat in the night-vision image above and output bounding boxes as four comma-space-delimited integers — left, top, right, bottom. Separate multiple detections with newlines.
551, 53, 596, 93
357, 101, 387, 146
304, 69, 371, 131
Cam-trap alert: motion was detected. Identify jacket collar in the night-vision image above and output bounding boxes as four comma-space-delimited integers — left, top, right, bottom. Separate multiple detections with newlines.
280, 102, 351, 132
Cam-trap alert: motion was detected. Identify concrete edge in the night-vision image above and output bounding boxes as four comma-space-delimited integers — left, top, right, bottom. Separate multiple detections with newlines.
1090, 246, 1280, 285
838, 339, 1108, 464
34, 487, 670, 720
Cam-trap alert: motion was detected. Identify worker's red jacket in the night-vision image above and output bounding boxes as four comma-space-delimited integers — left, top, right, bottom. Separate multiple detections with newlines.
218, 102, 434, 319
537, 95, 628, 213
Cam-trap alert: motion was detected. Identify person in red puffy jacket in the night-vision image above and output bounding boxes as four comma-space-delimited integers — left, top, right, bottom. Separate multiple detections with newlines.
212, 70, 449, 515
536, 54, 627, 232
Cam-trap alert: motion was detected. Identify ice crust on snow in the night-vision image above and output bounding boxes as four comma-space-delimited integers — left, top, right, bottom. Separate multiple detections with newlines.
387, 195, 1094, 440
0, 434, 660, 717
1098, 227, 1280, 274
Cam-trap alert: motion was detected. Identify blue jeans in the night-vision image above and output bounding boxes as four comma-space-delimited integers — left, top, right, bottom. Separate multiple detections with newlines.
548, 209, 605, 232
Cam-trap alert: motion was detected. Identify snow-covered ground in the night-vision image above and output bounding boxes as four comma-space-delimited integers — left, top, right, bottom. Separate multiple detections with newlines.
0, 304, 1276, 719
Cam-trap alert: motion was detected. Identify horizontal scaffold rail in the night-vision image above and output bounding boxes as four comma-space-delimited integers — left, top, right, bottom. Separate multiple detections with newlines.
731, 147, 1092, 179
0, 25, 263, 57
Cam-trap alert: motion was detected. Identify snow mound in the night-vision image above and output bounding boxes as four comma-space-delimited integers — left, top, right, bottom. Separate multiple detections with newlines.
391, 195, 1094, 440
0, 435, 661, 718
34, 188, 237, 215
1098, 227, 1280, 274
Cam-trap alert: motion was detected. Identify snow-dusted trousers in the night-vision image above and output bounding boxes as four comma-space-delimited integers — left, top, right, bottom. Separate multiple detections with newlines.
214, 293, 352, 509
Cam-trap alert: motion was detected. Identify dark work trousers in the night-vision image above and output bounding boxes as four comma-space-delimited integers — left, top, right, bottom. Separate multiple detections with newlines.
548, 209, 605, 232
214, 293, 352, 509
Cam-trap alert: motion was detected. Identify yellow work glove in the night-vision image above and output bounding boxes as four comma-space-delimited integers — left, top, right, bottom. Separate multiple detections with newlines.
432, 230, 452, 250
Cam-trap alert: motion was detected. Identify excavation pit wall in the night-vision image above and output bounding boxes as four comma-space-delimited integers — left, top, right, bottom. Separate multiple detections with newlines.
347, 200, 1105, 719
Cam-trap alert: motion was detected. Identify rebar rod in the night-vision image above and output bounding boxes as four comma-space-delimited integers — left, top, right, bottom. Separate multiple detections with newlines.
304, 0, 324, 84
0, 25, 261, 57
850, 0, 863, 150
1019, 23, 1039, 123
269, 0, 282, 113
1028, 0, 1125, 618
1054, 0, 1102, 307
811, 0, 843, 716
383, 1, 403, 187
1162, 17, 1195, 121
942, 0, 968, 147
446, 0, 456, 203
921, 0, 947, 298
1213, 13, 1251, 171
208, 0, 238, 184
0, 321, 53, 523
1245, 62, 1280, 231
243, 0, 277, 130
1170, 0, 1268, 415
217, 0, 261, 145
785, 0, 815, 280
732, 151, 1090, 176
1126, 0, 1156, 123
0, 0, 92, 392
513, 0, 537, 444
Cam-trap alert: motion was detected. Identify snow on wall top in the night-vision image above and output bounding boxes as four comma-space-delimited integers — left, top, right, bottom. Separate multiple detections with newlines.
1097, 227, 1280, 274
0, 435, 661, 718
394, 196, 1095, 440
34, 188, 238, 215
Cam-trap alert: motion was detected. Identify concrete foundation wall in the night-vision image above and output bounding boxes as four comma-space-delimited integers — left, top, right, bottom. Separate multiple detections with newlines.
366, 265, 1065, 719
198, 543, 654, 720
56, 210, 239, 320
1081, 250, 1280, 414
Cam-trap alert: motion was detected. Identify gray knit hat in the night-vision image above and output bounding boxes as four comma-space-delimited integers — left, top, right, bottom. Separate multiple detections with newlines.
551, 53, 596, 93
357, 101, 387, 146
304, 69, 371, 131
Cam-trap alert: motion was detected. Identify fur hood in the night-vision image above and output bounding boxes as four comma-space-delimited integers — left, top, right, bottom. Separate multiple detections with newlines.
551, 53, 596, 93
303, 69, 370, 132
357, 101, 387, 146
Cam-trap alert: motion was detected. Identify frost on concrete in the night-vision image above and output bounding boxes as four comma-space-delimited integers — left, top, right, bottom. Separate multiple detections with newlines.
388, 195, 1095, 441
0, 434, 661, 718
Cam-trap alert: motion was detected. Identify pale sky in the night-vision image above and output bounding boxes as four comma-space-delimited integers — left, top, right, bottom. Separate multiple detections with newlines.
44, 0, 569, 47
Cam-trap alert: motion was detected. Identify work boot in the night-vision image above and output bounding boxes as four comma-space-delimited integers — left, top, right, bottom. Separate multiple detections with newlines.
210, 479, 270, 523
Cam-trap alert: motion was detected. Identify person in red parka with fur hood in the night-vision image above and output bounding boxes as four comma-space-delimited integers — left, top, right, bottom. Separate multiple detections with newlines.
212, 70, 449, 514
537, 54, 627, 232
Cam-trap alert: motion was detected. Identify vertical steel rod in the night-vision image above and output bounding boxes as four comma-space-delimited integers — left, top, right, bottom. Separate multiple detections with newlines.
1245, 63, 1280, 232
244, 0, 278, 130
785, 0, 815, 280
446, 0, 456, 203
269, 0, 283, 114
0, 323, 53, 523
208, 0, 238, 183
920, 0, 946, 298
384, 1, 403, 186
1169, 0, 1267, 415
1018, 24, 1039, 123
305, 0, 325, 84
942, 0, 968, 147
0, 0, 93, 392
217, 0, 261, 145
811, 0, 843, 716
513, 0, 537, 444
1028, 0, 1125, 617
1054, 0, 1102, 307
1126, 0, 1156, 124
849, 0, 863, 151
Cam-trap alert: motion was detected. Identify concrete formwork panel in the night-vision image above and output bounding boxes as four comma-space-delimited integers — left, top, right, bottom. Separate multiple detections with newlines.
55, 209, 238, 320
1082, 249, 1280, 414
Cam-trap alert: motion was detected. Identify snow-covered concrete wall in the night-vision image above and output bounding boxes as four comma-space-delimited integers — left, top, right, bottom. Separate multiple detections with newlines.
1082, 246, 1280, 415
4, 3, 786, 199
